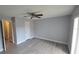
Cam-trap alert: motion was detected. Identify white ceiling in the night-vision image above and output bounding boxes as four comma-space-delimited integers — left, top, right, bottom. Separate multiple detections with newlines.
0, 5, 75, 19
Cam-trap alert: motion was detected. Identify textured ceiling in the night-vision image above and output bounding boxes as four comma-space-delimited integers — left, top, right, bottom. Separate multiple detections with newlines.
0, 5, 75, 20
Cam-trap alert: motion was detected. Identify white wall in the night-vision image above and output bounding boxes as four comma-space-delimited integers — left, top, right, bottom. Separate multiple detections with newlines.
72, 6, 79, 19
0, 20, 3, 52
0, 16, 3, 52
33, 16, 71, 44
15, 18, 26, 44
30, 21, 35, 38
25, 21, 34, 39
68, 17, 74, 53
15, 18, 33, 44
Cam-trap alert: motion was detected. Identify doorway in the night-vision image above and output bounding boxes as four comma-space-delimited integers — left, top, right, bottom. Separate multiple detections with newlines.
2, 19, 15, 51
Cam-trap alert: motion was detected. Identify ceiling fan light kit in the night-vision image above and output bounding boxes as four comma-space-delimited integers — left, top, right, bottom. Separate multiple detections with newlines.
24, 11, 43, 19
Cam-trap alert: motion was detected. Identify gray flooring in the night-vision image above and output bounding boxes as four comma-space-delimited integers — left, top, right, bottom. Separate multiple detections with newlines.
1, 38, 69, 54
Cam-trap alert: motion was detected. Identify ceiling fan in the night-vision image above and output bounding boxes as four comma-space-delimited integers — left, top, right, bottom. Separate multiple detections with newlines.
24, 11, 43, 19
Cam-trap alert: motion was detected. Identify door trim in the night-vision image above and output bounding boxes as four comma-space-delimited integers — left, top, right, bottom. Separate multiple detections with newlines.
71, 17, 79, 54
1, 20, 6, 51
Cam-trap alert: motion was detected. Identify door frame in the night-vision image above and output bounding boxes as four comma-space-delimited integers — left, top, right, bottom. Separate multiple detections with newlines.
1, 19, 17, 51
11, 17, 17, 44
1, 19, 6, 51
0, 20, 5, 51
71, 17, 79, 54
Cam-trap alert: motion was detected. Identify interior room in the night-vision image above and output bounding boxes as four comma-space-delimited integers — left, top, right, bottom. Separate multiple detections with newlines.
0, 5, 79, 54
2, 19, 14, 50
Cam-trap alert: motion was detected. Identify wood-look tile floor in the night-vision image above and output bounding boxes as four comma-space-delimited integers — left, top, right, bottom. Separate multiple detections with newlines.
1, 38, 69, 54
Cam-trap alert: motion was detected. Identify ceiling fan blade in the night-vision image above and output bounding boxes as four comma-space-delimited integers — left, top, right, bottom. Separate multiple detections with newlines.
24, 16, 27, 17
36, 16, 41, 18
36, 14, 43, 16
31, 16, 33, 19
31, 16, 35, 19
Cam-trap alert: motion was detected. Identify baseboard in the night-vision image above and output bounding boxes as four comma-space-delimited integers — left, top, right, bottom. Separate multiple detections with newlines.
29, 36, 34, 39
0, 48, 3, 52
34, 36, 67, 45
17, 36, 34, 45
17, 36, 67, 45
17, 40, 26, 45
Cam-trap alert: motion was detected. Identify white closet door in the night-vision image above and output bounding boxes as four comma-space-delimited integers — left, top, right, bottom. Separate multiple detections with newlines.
25, 21, 31, 40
